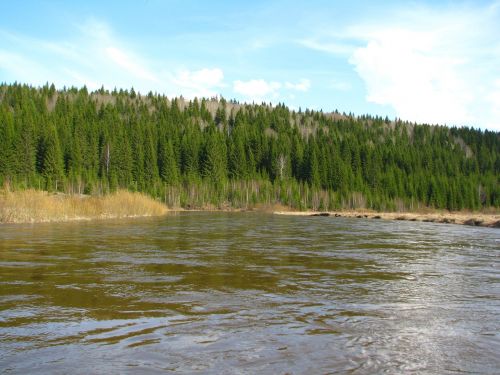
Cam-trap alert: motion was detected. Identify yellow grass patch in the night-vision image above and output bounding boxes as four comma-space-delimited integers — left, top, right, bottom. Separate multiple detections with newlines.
0, 189, 168, 223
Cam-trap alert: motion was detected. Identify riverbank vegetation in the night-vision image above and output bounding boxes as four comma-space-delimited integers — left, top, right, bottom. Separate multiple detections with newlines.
0, 83, 498, 212
0, 189, 167, 223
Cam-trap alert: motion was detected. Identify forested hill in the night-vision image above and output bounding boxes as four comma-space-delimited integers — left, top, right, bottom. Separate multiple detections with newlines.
0, 83, 499, 211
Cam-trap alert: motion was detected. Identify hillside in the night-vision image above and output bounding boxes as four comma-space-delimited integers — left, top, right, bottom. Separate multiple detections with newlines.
0, 83, 498, 211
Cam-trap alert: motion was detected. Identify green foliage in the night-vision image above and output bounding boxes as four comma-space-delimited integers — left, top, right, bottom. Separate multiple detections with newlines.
159, 138, 179, 185
0, 83, 499, 211
38, 122, 64, 190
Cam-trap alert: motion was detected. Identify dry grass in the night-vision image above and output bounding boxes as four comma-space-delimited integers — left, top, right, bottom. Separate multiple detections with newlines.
0, 189, 168, 224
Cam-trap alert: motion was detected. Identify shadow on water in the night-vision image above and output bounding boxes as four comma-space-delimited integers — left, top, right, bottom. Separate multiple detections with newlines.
1, 212, 499, 373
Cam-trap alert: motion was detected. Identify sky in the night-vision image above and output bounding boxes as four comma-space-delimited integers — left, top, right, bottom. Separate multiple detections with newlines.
0, 0, 499, 130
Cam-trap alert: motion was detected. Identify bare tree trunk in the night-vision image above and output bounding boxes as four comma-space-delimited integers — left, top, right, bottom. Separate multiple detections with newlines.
277, 154, 286, 180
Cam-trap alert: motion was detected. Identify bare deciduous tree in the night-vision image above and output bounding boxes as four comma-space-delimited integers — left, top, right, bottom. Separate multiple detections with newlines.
277, 154, 286, 180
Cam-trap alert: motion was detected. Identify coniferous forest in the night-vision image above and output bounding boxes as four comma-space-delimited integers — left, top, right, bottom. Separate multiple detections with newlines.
0, 83, 499, 211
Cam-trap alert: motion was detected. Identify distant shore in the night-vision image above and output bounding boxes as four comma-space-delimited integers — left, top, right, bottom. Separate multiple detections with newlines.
273, 210, 500, 228
1, 189, 499, 228
177, 206, 500, 228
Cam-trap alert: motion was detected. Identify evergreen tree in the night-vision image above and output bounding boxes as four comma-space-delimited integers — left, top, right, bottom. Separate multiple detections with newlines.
202, 126, 227, 184
40, 122, 64, 190
159, 139, 179, 185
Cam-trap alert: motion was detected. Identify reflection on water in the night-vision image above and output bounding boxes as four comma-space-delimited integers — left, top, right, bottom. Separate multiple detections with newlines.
1, 213, 499, 373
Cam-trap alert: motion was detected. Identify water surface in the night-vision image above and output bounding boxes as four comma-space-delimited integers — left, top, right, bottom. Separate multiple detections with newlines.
1, 213, 499, 373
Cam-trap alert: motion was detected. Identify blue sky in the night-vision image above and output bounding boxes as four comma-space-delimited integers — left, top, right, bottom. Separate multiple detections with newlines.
1, 0, 499, 130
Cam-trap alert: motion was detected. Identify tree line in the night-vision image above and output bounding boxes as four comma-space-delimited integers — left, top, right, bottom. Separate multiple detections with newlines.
0, 83, 498, 211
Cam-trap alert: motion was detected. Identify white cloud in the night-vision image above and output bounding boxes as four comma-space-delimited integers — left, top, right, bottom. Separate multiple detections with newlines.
105, 46, 158, 82
171, 68, 225, 98
349, 30, 472, 125
330, 80, 351, 91
233, 79, 281, 102
61, 68, 100, 89
302, 4, 500, 130
285, 78, 310, 92
0, 19, 313, 103
233, 78, 312, 103
0, 50, 48, 83
298, 39, 354, 55
0, 19, 225, 99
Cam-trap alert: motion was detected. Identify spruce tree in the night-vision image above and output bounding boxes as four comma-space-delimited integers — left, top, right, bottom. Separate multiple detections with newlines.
41, 122, 64, 191
159, 139, 179, 185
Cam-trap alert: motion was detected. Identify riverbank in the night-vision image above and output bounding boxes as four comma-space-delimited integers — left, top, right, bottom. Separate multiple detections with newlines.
0, 189, 168, 223
2, 190, 498, 228
273, 209, 500, 228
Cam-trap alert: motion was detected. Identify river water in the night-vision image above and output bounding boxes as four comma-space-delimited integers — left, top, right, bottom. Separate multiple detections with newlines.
1, 212, 499, 374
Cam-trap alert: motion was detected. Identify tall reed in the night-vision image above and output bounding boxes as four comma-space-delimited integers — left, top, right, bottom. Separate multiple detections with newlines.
0, 189, 168, 223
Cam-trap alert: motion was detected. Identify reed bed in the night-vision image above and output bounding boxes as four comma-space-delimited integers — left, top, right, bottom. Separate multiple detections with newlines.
0, 189, 168, 223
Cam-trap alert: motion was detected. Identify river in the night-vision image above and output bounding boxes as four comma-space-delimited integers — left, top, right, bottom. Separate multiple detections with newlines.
1, 212, 499, 373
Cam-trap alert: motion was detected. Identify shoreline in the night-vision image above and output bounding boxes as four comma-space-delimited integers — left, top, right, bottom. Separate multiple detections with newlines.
2, 207, 498, 228
273, 210, 500, 228
174, 207, 500, 228
1, 189, 498, 228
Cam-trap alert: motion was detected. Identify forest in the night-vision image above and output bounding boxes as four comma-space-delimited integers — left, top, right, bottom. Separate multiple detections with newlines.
0, 83, 499, 211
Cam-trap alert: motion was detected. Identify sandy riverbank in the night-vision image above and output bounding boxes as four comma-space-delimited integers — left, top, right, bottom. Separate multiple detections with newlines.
273, 210, 500, 228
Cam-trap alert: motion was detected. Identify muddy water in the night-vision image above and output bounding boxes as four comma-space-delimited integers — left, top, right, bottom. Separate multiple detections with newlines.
1, 212, 499, 373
